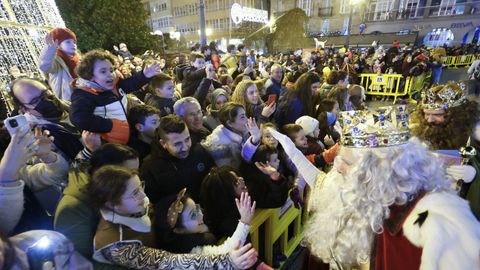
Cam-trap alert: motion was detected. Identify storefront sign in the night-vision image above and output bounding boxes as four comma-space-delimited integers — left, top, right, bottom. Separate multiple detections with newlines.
230, 3, 268, 24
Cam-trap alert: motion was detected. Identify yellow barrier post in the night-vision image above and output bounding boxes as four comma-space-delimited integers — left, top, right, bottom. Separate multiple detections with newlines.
249, 208, 274, 256
263, 202, 303, 266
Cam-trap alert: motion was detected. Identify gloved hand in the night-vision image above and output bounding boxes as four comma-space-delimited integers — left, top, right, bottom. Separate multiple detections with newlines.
290, 186, 304, 209
322, 143, 340, 164
447, 165, 477, 183
101, 119, 130, 145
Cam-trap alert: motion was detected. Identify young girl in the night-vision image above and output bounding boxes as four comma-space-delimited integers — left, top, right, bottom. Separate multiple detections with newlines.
295, 115, 324, 155
231, 80, 276, 123
70, 49, 161, 145
89, 165, 257, 270
39, 28, 79, 101
155, 188, 255, 254
201, 102, 261, 169
200, 166, 249, 240
240, 145, 291, 209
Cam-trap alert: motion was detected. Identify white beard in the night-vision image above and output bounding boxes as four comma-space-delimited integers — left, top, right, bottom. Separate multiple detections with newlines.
304, 168, 374, 267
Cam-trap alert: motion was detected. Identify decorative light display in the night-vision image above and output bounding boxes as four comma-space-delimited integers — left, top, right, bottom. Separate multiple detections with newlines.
0, 0, 65, 90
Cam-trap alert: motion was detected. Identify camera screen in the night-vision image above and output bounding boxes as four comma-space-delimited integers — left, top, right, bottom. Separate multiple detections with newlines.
9, 119, 18, 128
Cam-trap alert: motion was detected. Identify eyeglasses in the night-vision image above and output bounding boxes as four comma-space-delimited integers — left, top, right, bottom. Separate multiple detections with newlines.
124, 182, 146, 202
22, 90, 52, 107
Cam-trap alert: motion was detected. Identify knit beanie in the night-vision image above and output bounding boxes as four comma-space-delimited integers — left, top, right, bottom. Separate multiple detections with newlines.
326, 112, 336, 126
295, 116, 319, 137
50, 28, 77, 44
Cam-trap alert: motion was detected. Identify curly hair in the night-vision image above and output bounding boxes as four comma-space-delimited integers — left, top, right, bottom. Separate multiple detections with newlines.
304, 138, 452, 266
231, 80, 260, 118
410, 99, 479, 149
76, 49, 117, 80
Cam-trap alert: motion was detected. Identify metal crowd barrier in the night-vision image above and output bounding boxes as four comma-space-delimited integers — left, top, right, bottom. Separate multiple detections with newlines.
359, 73, 412, 104
441, 54, 480, 68
248, 200, 305, 267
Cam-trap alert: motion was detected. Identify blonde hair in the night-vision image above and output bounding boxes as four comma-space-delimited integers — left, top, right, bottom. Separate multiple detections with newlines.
231, 80, 257, 108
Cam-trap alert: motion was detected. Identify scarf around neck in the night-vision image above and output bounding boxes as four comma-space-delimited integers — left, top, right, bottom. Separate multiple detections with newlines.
57, 49, 79, 79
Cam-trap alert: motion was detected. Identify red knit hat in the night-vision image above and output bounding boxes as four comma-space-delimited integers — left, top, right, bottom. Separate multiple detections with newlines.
50, 28, 77, 44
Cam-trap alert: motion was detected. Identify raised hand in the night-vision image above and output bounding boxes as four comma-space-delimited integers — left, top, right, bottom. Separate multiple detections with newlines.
255, 162, 280, 180
143, 62, 162, 78
235, 192, 256, 225
82, 131, 102, 153
0, 127, 36, 181
246, 117, 261, 144
45, 33, 59, 48
261, 102, 276, 118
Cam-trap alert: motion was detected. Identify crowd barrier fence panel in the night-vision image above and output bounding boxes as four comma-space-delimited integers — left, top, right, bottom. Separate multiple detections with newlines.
359, 73, 406, 104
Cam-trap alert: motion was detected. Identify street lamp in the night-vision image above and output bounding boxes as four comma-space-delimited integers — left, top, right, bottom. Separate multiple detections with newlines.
345, 0, 362, 48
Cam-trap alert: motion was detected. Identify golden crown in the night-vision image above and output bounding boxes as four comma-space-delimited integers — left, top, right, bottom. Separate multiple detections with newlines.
420, 82, 467, 110
339, 106, 410, 148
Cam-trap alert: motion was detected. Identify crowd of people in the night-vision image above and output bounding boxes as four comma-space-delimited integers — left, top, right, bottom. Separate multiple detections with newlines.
0, 26, 480, 269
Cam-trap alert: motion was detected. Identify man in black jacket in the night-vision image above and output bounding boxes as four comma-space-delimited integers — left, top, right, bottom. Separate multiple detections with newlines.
140, 114, 215, 204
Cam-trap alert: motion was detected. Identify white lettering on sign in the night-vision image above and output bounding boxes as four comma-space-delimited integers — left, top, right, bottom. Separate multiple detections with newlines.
230, 3, 268, 24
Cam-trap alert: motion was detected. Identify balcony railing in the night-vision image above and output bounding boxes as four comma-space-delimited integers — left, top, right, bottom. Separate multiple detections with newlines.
365, 2, 480, 22
318, 6, 333, 17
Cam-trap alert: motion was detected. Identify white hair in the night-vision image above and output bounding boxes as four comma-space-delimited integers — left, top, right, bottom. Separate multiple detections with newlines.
173, 97, 200, 117
304, 137, 453, 267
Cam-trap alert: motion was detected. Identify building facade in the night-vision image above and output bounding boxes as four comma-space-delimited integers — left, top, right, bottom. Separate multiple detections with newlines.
363, 0, 480, 46
143, 0, 269, 48
143, 0, 480, 48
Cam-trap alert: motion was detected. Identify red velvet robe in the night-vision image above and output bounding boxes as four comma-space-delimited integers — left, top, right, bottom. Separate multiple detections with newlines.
373, 194, 425, 270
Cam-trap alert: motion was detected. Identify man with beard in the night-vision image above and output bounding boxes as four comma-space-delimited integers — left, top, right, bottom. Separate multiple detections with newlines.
270, 106, 480, 270
410, 82, 480, 219
140, 114, 215, 204
11, 77, 83, 161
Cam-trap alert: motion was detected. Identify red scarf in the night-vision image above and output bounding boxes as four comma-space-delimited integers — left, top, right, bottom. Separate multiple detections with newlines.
57, 49, 79, 79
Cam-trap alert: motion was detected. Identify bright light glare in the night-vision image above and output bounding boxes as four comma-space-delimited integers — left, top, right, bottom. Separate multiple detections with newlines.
36, 236, 51, 249
267, 18, 275, 27
206, 28, 213, 36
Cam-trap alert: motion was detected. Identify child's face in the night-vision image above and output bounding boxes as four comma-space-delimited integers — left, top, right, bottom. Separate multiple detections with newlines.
261, 130, 278, 148
112, 175, 147, 216
155, 80, 174, 99
92, 59, 114, 89
331, 102, 340, 116
268, 153, 280, 170
176, 198, 208, 234
192, 57, 205, 69
293, 129, 308, 149
138, 114, 160, 139
59, 38, 76, 55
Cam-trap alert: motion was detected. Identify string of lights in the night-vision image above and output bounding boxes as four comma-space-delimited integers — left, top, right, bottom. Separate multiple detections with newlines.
0, 0, 65, 87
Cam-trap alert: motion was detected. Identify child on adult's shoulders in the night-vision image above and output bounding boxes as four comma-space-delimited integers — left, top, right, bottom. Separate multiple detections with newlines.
70, 49, 162, 145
